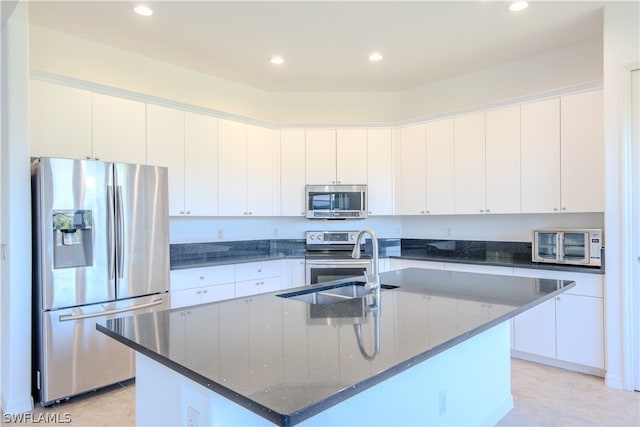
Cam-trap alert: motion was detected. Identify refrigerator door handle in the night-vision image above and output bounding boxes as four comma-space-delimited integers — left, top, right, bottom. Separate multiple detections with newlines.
107, 185, 116, 280
116, 185, 124, 279
58, 298, 164, 322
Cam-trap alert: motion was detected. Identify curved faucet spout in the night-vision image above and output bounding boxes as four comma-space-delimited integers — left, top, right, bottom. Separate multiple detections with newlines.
351, 227, 380, 292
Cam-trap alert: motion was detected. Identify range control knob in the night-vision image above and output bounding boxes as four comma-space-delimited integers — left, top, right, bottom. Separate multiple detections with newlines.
316, 234, 323, 241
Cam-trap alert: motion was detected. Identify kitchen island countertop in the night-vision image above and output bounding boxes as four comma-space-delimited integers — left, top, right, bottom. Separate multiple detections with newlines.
98, 268, 574, 426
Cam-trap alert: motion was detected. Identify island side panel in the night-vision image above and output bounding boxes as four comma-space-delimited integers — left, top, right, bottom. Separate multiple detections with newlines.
134, 321, 512, 427
300, 320, 513, 426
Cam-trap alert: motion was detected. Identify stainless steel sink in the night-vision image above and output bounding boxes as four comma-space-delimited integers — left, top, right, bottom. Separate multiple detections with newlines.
277, 281, 398, 305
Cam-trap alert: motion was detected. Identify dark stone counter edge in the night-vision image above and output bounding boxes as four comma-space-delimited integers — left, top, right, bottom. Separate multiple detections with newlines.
392, 255, 605, 275
96, 279, 575, 427
170, 253, 604, 275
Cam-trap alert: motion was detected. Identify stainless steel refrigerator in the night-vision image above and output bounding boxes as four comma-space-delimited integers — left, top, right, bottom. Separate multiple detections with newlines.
31, 157, 170, 405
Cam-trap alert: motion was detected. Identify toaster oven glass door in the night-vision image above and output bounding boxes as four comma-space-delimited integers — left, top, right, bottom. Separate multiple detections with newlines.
562, 232, 590, 263
535, 232, 559, 261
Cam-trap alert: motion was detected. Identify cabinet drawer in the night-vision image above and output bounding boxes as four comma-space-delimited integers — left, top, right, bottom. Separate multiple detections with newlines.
390, 259, 445, 271
235, 276, 281, 298
235, 260, 281, 282
170, 265, 235, 291
513, 268, 603, 297
170, 288, 202, 309
444, 262, 514, 276
201, 283, 235, 304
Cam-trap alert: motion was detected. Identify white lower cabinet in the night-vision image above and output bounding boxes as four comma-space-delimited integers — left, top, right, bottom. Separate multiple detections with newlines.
512, 268, 605, 374
389, 259, 445, 271
388, 259, 604, 374
235, 276, 282, 298
444, 262, 514, 276
235, 260, 283, 297
170, 260, 288, 307
283, 258, 306, 288
169, 265, 235, 309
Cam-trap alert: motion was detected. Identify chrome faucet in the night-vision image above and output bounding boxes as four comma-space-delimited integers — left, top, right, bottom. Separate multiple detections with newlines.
351, 227, 380, 293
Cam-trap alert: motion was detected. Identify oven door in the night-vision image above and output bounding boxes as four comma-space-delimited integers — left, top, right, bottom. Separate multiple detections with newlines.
305, 259, 371, 285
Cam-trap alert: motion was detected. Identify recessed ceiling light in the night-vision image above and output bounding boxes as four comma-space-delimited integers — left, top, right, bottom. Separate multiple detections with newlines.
270, 56, 285, 65
134, 4, 153, 16
508, 1, 529, 12
369, 52, 383, 62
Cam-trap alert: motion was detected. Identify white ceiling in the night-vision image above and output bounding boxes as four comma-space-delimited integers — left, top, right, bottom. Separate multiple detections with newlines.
28, 1, 605, 92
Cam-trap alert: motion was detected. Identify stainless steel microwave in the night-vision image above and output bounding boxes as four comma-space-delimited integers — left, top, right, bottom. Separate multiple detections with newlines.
532, 228, 603, 267
306, 185, 367, 219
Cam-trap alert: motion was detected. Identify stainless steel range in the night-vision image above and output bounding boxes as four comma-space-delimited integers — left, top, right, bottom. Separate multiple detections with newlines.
305, 231, 372, 285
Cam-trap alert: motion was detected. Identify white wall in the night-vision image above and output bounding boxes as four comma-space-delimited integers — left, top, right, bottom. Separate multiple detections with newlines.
397, 39, 603, 123
170, 216, 402, 244
603, 2, 640, 391
29, 25, 602, 125
401, 213, 605, 242
0, 0, 34, 415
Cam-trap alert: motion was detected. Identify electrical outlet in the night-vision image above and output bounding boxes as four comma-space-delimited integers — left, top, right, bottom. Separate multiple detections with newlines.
273, 227, 278, 237
217, 229, 224, 239
438, 391, 447, 416
445, 227, 452, 238
186, 406, 199, 427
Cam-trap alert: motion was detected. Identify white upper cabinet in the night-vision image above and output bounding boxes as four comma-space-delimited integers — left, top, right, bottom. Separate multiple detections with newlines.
184, 112, 218, 216
218, 119, 248, 216
336, 129, 368, 184
305, 129, 368, 185
146, 104, 185, 216
30, 80, 92, 159
280, 130, 306, 216
218, 119, 276, 217
454, 112, 486, 214
485, 105, 521, 214
395, 124, 427, 215
520, 91, 603, 214
560, 89, 604, 212
146, 106, 218, 216
246, 124, 277, 216
521, 98, 561, 213
92, 93, 146, 164
426, 118, 454, 215
30, 81, 145, 164
366, 128, 394, 215
305, 129, 337, 184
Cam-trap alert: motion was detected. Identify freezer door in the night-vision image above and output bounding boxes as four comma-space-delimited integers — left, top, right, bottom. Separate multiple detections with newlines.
33, 158, 115, 310
36, 294, 168, 405
114, 163, 169, 299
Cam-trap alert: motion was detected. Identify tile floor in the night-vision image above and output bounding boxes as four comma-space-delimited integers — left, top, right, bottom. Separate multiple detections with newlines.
5, 359, 639, 426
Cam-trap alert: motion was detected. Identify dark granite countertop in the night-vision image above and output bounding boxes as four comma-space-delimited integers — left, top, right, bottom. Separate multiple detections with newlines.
169, 238, 604, 275
395, 239, 605, 274
98, 268, 575, 426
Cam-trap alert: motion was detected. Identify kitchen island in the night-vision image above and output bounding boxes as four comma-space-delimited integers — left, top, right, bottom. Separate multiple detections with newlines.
97, 268, 574, 426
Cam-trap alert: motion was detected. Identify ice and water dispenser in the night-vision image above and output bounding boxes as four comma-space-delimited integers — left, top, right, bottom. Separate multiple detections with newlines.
52, 210, 93, 268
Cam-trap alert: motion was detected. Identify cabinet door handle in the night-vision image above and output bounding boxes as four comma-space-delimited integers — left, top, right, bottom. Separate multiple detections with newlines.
202, 289, 208, 294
